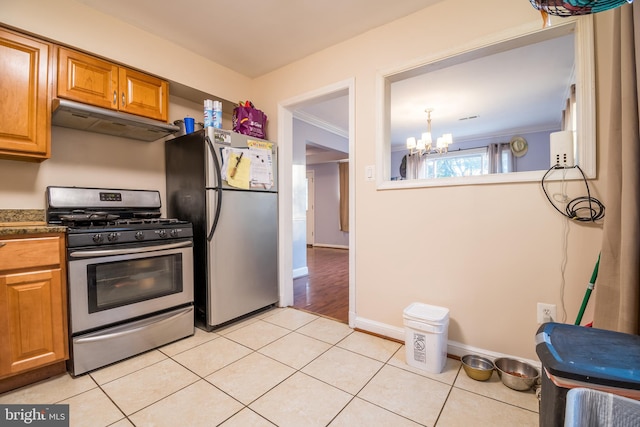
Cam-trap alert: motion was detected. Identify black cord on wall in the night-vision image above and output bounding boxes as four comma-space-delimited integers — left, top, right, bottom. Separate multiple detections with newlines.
541, 165, 605, 222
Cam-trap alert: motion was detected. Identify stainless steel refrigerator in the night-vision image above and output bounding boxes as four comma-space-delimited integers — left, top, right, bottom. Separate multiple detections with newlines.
165, 128, 278, 330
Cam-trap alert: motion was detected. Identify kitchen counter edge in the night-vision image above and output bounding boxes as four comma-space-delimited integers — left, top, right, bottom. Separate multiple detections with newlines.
0, 209, 65, 236
0, 225, 67, 237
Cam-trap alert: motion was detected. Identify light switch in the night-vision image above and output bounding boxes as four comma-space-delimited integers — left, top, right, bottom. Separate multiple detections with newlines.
365, 165, 375, 181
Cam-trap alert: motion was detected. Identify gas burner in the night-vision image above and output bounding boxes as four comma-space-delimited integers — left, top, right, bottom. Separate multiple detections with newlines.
46, 187, 192, 247
114, 218, 182, 226
59, 211, 121, 226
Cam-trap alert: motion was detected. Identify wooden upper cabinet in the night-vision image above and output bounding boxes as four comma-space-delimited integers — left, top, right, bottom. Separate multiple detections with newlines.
0, 28, 52, 161
57, 47, 118, 109
57, 46, 168, 122
119, 67, 168, 122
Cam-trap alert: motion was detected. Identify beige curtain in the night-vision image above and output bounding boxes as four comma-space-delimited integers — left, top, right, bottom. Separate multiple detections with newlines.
338, 161, 349, 232
593, 4, 640, 334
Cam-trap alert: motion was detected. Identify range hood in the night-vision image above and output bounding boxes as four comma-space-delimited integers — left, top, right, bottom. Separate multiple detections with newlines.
51, 99, 180, 141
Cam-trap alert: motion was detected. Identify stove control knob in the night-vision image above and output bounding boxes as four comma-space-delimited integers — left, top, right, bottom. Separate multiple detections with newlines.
170, 229, 179, 237
158, 230, 167, 238
107, 232, 118, 242
93, 234, 104, 243
135, 231, 145, 240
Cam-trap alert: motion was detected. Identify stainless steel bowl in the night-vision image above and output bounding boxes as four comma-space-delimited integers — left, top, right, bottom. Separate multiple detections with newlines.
461, 354, 495, 381
494, 357, 540, 391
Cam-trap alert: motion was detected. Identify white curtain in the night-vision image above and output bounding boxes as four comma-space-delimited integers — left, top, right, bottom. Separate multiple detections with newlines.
487, 143, 514, 173
406, 153, 427, 179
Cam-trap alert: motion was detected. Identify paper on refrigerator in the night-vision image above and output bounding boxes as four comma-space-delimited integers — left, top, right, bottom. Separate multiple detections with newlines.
221, 142, 274, 190
247, 140, 274, 189
225, 151, 251, 189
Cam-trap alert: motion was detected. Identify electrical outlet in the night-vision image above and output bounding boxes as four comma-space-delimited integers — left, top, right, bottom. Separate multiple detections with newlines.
537, 303, 557, 324
549, 130, 575, 167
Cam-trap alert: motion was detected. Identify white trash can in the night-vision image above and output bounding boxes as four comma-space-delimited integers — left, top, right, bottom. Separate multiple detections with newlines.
403, 302, 449, 373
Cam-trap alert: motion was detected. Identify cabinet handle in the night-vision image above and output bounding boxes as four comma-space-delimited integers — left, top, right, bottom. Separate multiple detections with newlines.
122, 92, 125, 107
113, 91, 117, 105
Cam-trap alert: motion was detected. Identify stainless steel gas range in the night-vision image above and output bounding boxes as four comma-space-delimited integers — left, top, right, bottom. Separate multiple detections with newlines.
46, 186, 194, 376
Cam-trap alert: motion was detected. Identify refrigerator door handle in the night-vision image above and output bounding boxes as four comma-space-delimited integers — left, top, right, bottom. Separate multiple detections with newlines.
206, 135, 223, 242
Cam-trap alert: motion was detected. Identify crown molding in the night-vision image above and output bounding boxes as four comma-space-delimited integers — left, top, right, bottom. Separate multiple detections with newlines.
294, 110, 348, 139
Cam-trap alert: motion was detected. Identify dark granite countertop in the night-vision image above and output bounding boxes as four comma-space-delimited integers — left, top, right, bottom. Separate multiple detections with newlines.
0, 209, 66, 236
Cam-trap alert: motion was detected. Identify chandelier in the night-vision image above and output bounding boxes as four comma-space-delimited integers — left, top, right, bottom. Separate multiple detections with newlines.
406, 108, 453, 155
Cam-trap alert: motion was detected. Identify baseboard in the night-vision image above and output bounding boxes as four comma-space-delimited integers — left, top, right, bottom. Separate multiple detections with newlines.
446, 340, 541, 368
292, 266, 309, 279
354, 316, 405, 341
0, 361, 67, 394
311, 244, 349, 250
354, 315, 541, 368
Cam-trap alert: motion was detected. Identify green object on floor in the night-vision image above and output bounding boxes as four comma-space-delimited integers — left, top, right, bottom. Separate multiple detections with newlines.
575, 253, 600, 325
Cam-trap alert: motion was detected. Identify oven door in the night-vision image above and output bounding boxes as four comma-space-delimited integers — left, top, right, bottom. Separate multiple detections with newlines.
67, 239, 194, 334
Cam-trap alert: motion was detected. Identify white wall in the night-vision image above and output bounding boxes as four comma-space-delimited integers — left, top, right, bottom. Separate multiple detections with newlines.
0, 0, 613, 361
292, 137, 308, 278
0, 0, 251, 209
294, 118, 349, 249
0, 97, 205, 211
306, 162, 349, 248
252, 0, 609, 360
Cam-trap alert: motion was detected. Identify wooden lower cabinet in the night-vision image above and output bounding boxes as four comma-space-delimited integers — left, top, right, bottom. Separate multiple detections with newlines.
0, 235, 68, 382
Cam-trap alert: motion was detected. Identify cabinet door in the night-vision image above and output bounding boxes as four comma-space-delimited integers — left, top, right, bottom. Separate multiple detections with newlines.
0, 28, 51, 161
57, 47, 118, 110
0, 269, 68, 377
119, 67, 169, 122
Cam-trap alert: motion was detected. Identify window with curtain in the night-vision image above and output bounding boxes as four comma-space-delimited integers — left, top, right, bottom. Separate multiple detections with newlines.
405, 146, 513, 179
487, 143, 515, 174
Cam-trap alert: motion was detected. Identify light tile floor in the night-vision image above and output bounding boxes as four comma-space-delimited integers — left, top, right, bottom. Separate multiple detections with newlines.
0, 308, 539, 426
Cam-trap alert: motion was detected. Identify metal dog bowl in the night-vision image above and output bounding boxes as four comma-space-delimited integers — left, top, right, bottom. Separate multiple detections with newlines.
461, 354, 495, 381
494, 357, 540, 391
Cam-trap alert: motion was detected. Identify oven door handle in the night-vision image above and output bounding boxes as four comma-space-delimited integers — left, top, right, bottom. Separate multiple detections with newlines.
69, 241, 193, 258
73, 306, 193, 344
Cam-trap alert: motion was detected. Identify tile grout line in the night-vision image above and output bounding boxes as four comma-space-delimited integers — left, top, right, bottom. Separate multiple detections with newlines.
2, 308, 537, 426
202, 313, 413, 425
132, 316, 431, 426
432, 365, 462, 426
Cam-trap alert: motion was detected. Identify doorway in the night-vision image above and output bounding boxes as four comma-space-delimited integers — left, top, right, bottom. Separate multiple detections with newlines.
276, 79, 355, 327
293, 246, 349, 323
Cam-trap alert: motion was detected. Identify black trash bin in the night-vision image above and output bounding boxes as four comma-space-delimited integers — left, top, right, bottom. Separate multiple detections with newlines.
535, 322, 640, 427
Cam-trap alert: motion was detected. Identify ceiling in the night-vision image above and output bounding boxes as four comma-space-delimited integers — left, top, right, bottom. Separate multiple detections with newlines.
74, 0, 442, 78
73, 0, 572, 157
74, 0, 443, 159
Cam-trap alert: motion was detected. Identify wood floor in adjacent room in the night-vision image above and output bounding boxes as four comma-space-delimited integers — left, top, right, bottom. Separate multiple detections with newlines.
293, 246, 349, 323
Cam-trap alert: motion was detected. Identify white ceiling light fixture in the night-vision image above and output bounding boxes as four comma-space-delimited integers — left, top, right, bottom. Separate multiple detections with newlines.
406, 108, 453, 155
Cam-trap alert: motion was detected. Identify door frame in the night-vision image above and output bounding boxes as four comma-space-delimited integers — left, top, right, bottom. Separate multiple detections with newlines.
277, 78, 355, 327
306, 170, 315, 246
